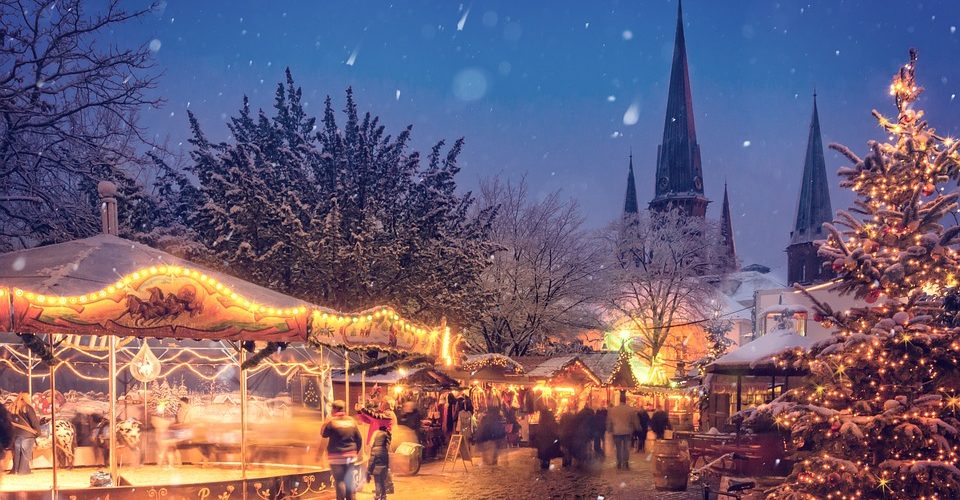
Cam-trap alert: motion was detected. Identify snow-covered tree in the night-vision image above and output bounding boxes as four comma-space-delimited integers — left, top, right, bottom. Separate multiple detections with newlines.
172, 74, 496, 326
753, 50, 960, 499
601, 208, 726, 381
0, 0, 160, 251
465, 178, 603, 355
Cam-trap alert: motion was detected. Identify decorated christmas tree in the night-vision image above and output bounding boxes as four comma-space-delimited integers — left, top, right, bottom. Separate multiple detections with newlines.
303, 377, 321, 409
754, 50, 960, 499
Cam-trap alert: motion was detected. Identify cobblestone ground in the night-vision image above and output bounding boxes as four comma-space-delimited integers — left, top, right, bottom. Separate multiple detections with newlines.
344, 445, 704, 500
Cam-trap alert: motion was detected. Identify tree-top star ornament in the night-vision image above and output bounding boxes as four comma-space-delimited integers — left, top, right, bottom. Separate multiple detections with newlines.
747, 49, 960, 499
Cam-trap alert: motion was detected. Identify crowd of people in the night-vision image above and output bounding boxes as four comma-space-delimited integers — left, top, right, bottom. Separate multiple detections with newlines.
530, 393, 673, 472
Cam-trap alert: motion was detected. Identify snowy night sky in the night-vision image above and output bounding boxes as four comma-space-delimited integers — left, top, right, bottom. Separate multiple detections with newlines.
110, 0, 960, 278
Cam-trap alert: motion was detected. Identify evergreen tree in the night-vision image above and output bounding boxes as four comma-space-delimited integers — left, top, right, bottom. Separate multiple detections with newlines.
171, 72, 496, 327
753, 50, 960, 499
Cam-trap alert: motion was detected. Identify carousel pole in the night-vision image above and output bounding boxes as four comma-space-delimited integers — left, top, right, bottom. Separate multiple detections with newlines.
108, 335, 118, 483
238, 342, 248, 498
27, 350, 33, 396
49, 334, 58, 496
361, 370, 366, 408
344, 349, 350, 415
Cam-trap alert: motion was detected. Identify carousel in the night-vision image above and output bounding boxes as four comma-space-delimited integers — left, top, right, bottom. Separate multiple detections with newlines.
0, 183, 455, 499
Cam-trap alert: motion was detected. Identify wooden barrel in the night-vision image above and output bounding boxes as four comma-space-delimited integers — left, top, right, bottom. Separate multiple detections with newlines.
654, 439, 691, 491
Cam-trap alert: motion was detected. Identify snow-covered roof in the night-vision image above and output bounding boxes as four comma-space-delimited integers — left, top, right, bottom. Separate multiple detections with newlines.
522, 355, 579, 378
0, 234, 310, 308
707, 329, 814, 373
578, 351, 620, 382
761, 304, 809, 316
705, 270, 787, 307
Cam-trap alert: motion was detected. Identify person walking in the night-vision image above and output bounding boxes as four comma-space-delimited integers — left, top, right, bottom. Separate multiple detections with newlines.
455, 399, 475, 461
0, 402, 12, 483
367, 424, 391, 500
322, 400, 363, 500
592, 406, 607, 458
557, 407, 578, 468
9, 393, 40, 475
635, 407, 650, 452
650, 408, 672, 440
532, 409, 561, 470
606, 393, 640, 470
475, 407, 506, 465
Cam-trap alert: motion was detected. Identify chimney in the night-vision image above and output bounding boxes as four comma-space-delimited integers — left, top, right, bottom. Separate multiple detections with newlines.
98, 180, 119, 235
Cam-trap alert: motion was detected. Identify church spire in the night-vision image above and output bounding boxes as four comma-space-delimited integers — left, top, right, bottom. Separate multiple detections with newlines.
624, 151, 639, 215
790, 93, 832, 245
787, 93, 835, 285
719, 182, 739, 271
650, 0, 708, 218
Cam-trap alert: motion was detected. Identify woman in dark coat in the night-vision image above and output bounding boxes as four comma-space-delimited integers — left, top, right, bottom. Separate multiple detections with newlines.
532, 409, 561, 470
367, 424, 392, 500
650, 409, 671, 439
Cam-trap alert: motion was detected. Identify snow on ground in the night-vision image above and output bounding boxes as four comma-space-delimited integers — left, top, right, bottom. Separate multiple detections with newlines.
340, 446, 703, 500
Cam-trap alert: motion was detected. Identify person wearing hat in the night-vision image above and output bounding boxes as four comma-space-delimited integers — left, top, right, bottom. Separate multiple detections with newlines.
322, 400, 363, 500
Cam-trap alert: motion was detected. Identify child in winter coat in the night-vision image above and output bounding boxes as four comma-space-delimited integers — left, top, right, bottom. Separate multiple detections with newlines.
367, 424, 392, 500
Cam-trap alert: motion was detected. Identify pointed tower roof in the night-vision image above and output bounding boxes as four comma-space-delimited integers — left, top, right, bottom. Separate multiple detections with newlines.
720, 182, 739, 270
624, 152, 639, 215
790, 94, 833, 245
651, 0, 707, 214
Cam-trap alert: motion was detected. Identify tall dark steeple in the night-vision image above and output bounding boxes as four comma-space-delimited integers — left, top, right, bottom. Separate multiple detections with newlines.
719, 182, 739, 271
624, 152, 639, 215
787, 94, 835, 285
649, 0, 708, 218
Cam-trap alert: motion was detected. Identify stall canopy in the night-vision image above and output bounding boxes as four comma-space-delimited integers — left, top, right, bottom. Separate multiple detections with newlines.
706, 329, 814, 376
0, 233, 452, 359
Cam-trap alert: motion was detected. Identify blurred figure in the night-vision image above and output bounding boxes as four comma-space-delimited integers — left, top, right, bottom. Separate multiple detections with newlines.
9, 393, 39, 474
456, 398, 475, 444
532, 409, 561, 470
475, 407, 506, 465
607, 392, 639, 470
396, 401, 423, 445
322, 400, 363, 500
635, 406, 650, 452
575, 405, 595, 463
0, 402, 12, 482
593, 405, 607, 458
557, 405, 578, 468
367, 424, 391, 500
650, 408, 672, 439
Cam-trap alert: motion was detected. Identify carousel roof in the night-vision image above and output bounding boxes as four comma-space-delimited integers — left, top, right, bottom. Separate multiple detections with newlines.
0, 234, 310, 308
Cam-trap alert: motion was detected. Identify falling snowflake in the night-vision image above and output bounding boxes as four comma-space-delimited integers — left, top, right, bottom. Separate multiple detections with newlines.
622, 102, 640, 125
607, 95, 616, 102
457, 8, 470, 31
952, 26, 957, 34
395, 90, 401, 100
346, 47, 359, 66
622, 30, 633, 41
611, 131, 622, 138
835, 49, 840, 56
742, 140, 752, 147
149, 39, 162, 53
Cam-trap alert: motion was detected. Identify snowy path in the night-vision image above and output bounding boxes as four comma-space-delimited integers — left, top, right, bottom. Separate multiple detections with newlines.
339, 446, 704, 500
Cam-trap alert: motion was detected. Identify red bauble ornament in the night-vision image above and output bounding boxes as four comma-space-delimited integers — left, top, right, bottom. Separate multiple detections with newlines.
922, 183, 936, 196
866, 290, 881, 304
813, 312, 824, 322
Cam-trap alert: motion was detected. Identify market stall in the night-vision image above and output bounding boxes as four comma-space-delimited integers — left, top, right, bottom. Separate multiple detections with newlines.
0, 183, 455, 499
703, 329, 812, 432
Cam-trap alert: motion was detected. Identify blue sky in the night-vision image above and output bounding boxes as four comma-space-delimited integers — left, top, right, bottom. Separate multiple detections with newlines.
110, 0, 960, 276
